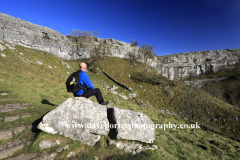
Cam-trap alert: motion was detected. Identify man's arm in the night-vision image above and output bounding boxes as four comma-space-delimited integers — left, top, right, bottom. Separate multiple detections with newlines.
83, 73, 95, 89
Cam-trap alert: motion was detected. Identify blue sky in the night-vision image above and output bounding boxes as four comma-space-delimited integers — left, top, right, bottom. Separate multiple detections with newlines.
0, 0, 239, 56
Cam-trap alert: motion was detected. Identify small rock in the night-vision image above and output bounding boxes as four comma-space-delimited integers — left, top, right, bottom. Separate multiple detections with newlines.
107, 139, 157, 154
56, 144, 69, 152
67, 151, 75, 158
0, 144, 23, 159
7, 153, 38, 160
14, 126, 25, 135
165, 89, 174, 97
1, 53, 6, 57
35, 152, 57, 160
39, 140, 61, 149
0, 44, 6, 51
21, 113, 31, 118
0, 93, 8, 96
0, 131, 12, 141
26, 141, 32, 146
0, 144, 7, 151
62, 62, 73, 70
4, 116, 19, 122
9, 46, 15, 50
35, 60, 43, 65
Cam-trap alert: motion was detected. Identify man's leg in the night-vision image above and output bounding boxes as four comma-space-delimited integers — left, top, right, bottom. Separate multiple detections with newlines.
81, 88, 104, 104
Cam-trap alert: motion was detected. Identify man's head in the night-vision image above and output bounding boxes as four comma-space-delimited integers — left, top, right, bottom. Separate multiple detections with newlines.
80, 62, 87, 71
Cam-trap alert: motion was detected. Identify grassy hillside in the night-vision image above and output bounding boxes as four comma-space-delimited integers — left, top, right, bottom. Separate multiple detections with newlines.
198, 63, 240, 108
99, 57, 240, 140
0, 41, 240, 159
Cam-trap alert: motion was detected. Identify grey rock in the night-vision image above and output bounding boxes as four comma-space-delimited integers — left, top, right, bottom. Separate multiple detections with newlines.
39, 140, 61, 149
1, 103, 29, 112
66, 151, 75, 158
21, 113, 31, 118
165, 89, 174, 97
25, 141, 32, 147
4, 116, 19, 122
6, 139, 21, 148
109, 85, 118, 91
0, 144, 23, 159
34, 152, 57, 160
13, 127, 25, 135
107, 139, 158, 154
62, 62, 73, 70
0, 131, 12, 141
0, 144, 6, 152
0, 12, 139, 61
0, 98, 14, 101
35, 59, 43, 65
107, 106, 155, 143
38, 97, 110, 146
1, 53, 6, 57
155, 50, 240, 80
55, 144, 69, 153
9, 46, 15, 50
7, 153, 38, 160
0, 44, 5, 51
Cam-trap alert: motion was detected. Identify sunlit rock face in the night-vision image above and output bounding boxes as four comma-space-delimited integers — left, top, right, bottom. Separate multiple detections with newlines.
0, 12, 137, 60
152, 50, 240, 80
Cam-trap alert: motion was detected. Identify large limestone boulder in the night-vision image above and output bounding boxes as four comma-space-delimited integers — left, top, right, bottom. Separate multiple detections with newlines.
107, 106, 155, 143
38, 97, 109, 146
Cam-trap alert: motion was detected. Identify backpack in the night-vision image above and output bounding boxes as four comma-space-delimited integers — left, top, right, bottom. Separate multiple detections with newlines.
66, 70, 86, 92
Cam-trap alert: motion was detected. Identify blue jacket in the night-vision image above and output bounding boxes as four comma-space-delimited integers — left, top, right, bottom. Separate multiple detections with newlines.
74, 70, 95, 95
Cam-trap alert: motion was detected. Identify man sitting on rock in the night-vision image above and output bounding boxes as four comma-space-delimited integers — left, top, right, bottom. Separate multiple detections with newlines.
74, 62, 109, 105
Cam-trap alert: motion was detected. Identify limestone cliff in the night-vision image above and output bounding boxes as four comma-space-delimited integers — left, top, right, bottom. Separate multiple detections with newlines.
0, 12, 136, 60
154, 49, 240, 80
1, 12, 239, 80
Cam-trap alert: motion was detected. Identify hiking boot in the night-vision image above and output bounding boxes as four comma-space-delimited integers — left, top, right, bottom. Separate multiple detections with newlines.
100, 101, 109, 105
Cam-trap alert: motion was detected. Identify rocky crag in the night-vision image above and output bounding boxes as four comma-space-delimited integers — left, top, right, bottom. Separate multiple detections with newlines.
0, 12, 135, 61
154, 50, 240, 80
1, 12, 240, 80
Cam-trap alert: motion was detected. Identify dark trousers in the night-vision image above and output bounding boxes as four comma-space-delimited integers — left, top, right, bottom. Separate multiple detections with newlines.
75, 88, 104, 104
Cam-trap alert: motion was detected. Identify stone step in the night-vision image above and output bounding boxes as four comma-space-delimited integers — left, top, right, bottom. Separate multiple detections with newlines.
56, 144, 69, 153
0, 103, 33, 113
13, 127, 25, 136
0, 138, 26, 152
32, 152, 57, 160
0, 144, 23, 159
0, 93, 16, 96
0, 127, 25, 145
7, 153, 38, 160
0, 93, 9, 96
0, 131, 12, 141
0, 98, 14, 101
4, 113, 31, 122
4, 116, 19, 122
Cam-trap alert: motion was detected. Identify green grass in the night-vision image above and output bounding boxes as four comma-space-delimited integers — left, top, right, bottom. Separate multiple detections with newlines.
0, 41, 240, 159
